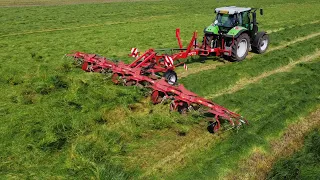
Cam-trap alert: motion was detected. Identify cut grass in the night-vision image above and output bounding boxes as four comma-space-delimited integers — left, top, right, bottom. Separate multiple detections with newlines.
135, 54, 320, 178
267, 128, 320, 180
161, 58, 320, 180
226, 107, 320, 179
0, 0, 155, 7
180, 37, 320, 97
206, 50, 320, 99
1, 0, 320, 179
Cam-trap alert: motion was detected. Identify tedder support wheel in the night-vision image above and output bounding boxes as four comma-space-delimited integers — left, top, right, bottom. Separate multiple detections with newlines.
252, 33, 269, 54
207, 121, 218, 134
169, 101, 188, 114
177, 102, 188, 114
164, 70, 177, 85
231, 33, 250, 61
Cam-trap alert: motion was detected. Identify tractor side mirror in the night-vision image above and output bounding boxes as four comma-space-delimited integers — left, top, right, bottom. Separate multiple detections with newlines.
260, 9, 264, 15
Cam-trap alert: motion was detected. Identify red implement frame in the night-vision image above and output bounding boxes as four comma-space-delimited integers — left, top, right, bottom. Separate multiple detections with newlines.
67, 29, 246, 133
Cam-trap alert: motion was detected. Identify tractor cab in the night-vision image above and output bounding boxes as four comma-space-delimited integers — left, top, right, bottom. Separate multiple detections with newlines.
214, 7, 252, 32
202, 6, 268, 61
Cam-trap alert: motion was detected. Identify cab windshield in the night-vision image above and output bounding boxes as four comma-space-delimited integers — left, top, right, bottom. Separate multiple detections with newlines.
215, 13, 236, 28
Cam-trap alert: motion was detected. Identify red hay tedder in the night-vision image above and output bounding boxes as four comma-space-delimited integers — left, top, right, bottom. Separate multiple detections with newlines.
68, 28, 248, 133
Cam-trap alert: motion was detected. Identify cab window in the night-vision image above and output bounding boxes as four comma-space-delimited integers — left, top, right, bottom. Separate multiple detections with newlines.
241, 11, 250, 27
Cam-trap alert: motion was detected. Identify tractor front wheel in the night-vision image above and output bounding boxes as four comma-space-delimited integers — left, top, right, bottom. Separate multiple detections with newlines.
252, 34, 269, 54
231, 33, 250, 61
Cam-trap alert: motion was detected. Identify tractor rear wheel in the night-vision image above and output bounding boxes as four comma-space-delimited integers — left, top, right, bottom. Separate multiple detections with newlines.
231, 33, 250, 61
252, 34, 269, 54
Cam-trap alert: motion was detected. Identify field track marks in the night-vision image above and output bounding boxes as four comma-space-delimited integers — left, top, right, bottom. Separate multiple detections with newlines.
205, 50, 320, 99
179, 61, 228, 78
140, 50, 320, 178
139, 129, 228, 178
0, 0, 158, 7
266, 20, 320, 34
180, 31, 320, 78
0, 15, 171, 38
225, 107, 320, 180
0, 24, 115, 37
246, 31, 320, 59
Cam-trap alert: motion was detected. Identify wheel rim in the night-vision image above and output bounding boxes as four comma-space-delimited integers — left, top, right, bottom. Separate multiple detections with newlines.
237, 39, 248, 58
260, 38, 268, 51
168, 75, 176, 85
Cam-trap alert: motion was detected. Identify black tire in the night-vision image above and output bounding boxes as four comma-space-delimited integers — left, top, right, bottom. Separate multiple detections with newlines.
231, 33, 250, 61
202, 35, 217, 49
203, 35, 212, 48
207, 121, 218, 134
252, 34, 269, 54
163, 70, 177, 85
177, 102, 188, 114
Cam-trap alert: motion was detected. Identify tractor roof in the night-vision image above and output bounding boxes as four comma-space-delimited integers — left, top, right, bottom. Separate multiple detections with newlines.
215, 6, 251, 14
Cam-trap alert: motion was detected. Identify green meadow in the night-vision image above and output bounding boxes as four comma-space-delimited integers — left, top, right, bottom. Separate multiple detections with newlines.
0, 0, 319, 179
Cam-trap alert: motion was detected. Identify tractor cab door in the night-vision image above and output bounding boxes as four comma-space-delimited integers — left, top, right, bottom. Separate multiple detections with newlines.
240, 11, 251, 29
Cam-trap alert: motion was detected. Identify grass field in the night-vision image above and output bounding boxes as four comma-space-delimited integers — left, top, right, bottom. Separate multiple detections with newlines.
267, 128, 320, 179
1, 0, 320, 179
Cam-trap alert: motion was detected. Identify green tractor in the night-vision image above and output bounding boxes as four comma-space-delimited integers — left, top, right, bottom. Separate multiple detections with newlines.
203, 6, 269, 61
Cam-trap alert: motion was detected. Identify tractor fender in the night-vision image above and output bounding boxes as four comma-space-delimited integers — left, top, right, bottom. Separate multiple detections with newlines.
204, 25, 219, 35
224, 29, 248, 39
234, 29, 248, 38
227, 26, 248, 38
252, 31, 267, 47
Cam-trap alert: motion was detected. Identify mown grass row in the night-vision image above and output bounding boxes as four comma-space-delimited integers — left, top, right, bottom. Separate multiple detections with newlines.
267, 128, 320, 179
161, 58, 320, 179
224, 107, 320, 179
